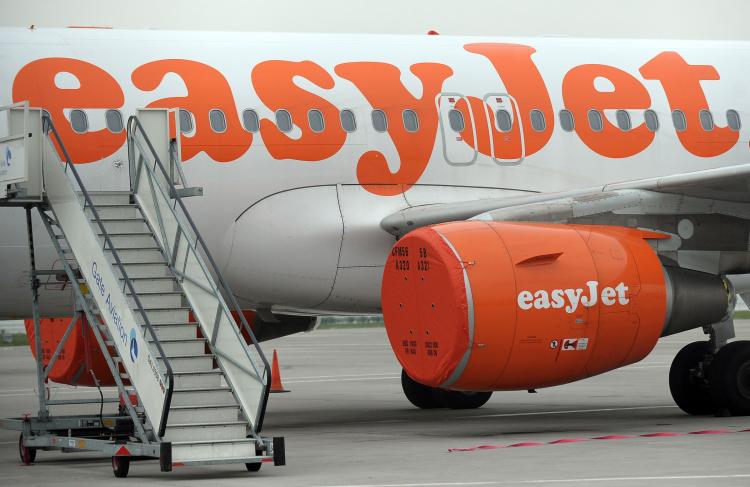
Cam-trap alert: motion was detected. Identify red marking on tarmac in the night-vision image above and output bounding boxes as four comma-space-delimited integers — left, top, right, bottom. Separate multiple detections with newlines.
640, 432, 685, 437
448, 428, 749, 453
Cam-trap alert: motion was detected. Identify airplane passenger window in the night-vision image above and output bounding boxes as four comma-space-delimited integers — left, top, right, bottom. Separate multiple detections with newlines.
372, 109, 388, 133
340, 109, 357, 133
699, 110, 714, 131
179, 109, 194, 133
402, 109, 419, 133
587, 109, 603, 132
530, 109, 546, 132
209, 109, 227, 133
672, 110, 687, 132
70, 109, 88, 134
276, 109, 293, 133
616, 110, 631, 131
496, 109, 513, 132
308, 109, 325, 133
559, 109, 574, 132
105, 110, 124, 133
448, 109, 465, 132
242, 109, 260, 133
644, 110, 659, 132
727, 110, 742, 131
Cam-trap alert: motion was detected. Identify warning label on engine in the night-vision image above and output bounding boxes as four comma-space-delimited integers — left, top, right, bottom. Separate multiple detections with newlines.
562, 338, 589, 351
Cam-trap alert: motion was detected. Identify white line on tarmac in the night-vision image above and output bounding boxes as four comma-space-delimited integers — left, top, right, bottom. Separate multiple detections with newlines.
285, 372, 401, 380
285, 375, 400, 384
315, 474, 750, 487
457, 405, 678, 420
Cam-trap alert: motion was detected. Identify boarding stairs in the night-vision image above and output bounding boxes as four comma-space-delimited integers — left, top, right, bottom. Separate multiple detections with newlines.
0, 103, 281, 476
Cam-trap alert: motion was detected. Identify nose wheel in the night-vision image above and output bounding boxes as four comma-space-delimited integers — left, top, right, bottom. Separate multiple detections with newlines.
670, 340, 750, 416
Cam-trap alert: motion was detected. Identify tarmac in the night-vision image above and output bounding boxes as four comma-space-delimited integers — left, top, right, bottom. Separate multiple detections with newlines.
0, 325, 749, 486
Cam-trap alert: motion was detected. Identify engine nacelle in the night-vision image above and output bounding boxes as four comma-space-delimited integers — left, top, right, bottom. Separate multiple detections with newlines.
382, 221, 733, 391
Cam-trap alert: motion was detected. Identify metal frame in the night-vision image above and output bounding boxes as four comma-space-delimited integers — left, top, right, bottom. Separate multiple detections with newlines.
127, 115, 272, 435
1, 108, 278, 476
43, 114, 175, 438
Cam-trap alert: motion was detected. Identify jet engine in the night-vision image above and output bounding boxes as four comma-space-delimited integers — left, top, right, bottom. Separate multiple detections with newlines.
381, 221, 734, 391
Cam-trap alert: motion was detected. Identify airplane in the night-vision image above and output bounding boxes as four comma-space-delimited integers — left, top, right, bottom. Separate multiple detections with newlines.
1, 26, 749, 417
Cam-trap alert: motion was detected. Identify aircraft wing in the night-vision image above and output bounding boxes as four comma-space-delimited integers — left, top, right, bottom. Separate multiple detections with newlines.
381, 162, 750, 237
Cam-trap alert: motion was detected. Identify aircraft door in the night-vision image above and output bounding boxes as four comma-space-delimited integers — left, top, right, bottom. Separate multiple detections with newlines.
482, 93, 525, 166
436, 93, 478, 166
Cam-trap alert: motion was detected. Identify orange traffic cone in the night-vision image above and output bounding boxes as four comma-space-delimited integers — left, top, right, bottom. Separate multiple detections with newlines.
270, 349, 289, 393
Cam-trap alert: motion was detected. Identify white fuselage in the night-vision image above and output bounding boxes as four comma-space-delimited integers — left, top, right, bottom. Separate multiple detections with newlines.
0, 28, 748, 317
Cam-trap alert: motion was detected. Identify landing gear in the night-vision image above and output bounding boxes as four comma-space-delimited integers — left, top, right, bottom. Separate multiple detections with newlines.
669, 340, 750, 416
401, 370, 442, 409
401, 370, 492, 410
709, 340, 750, 416
669, 341, 713, 415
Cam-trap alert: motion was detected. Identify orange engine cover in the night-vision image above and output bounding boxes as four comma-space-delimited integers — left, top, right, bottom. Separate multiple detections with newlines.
381, 222, 668, 391
25, 315, 117, 387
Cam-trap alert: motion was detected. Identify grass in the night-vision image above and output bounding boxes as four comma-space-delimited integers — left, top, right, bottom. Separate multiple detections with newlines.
734, 310, 750, 319
316, 316, 384, 330
0, 333, 29, 347
317, 321, 384, 330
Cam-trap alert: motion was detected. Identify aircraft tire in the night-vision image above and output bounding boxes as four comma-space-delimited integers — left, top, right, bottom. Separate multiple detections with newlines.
708, 340, 750, 416
435, 389, 493, 409
401, 370, 441, 409
669, 341, 714, 415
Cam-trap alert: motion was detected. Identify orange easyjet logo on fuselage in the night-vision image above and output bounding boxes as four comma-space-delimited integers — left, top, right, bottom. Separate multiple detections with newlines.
11, 44, 740, 196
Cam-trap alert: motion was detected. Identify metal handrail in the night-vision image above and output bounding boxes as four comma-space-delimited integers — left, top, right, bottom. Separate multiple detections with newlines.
126, 115, 271, 432
42, 114, 174, 439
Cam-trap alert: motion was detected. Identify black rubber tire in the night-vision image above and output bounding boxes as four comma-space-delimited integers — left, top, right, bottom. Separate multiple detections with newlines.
401, 370, 441, 409
435, 389, 493, 409
112, 456, 130, 478
18, 434, 36, 465
245, 443, 263, 471
708, 340, 750, 416
669, 341, 714, 415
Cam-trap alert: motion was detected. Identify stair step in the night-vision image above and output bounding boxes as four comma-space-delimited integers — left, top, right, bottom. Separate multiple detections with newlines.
172, 370, 222, 389
119, 276, 177, 293
136, 307, 191, 324
86, 204, 140, 219
106, 248, 166, 264
168, 404, 240, 424
170, 439, 261, 464
87, 192, 131, 206
127, 292, 183, 309
163, 421, 246, 442
171, 387, 236, 407
148, 338, 206, 356
99, 232, 157, 249
114, 262, 170, 279
95, 218, 149, 234
157, 354, 215, 372
149, 322, 199, 340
